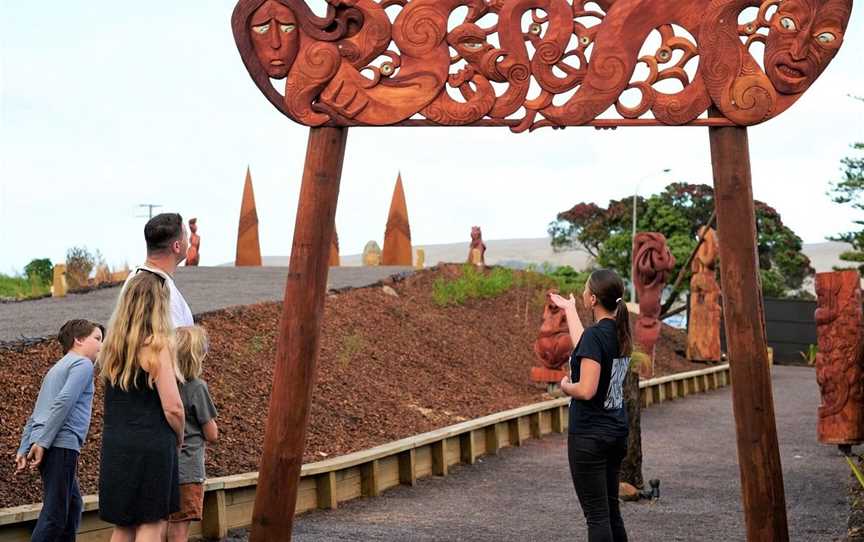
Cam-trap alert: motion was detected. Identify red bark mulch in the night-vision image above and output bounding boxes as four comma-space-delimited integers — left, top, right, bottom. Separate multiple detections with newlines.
0, 266, 702, 508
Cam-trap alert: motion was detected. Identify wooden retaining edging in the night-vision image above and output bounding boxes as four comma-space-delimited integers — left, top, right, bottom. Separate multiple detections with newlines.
0, 364, 729, 541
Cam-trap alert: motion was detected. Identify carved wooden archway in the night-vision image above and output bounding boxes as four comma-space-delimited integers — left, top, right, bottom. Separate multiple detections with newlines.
231, 1, 853, 540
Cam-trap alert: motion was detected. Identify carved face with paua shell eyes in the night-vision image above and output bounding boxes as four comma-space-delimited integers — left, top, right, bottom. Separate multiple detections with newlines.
764, 0, 851, 95
250, 0, 299, 79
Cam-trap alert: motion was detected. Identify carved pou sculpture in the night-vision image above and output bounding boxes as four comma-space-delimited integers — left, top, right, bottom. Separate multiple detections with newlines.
232, 0, 852, 132
186, 218, 201, 267
633, 232, 675, 378
534, 290, 574, 369
468, 226, 487, 266
815, 270, 864, 446
687, 227, 721, 362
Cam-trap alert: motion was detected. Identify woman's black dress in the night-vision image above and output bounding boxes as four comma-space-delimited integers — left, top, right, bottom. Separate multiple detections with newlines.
99, 371, 179, 525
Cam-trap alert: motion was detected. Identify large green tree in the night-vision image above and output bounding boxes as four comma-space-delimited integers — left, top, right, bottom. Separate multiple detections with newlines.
549, 182, 814, 307
828, 96, 864, 270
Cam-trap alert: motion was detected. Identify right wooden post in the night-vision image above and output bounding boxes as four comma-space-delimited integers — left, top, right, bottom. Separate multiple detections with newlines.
709, 124, 789, 541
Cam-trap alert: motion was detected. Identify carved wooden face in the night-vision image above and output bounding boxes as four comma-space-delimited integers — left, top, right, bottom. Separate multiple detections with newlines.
471, 226, 482, 241
250, 0, 300, 79
765, 0, 850, 95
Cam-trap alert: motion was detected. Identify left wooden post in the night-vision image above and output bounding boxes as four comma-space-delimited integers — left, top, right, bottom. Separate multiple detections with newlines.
250, 126, 348, 542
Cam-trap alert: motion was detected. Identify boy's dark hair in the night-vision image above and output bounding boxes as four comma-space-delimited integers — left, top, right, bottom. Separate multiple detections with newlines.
57, 320, 104, 354
587, 269, 633, 358
145, 213, 184, 255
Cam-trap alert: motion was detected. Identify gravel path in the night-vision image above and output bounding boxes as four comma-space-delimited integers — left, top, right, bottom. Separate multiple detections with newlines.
227, 366, 847, 542
0, 266, 413, 341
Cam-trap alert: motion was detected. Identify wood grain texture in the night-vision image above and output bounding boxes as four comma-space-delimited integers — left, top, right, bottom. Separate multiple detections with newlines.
815, 270, 864, 445
231, 0, 851, 131
236, 167, 262, 267
687, 226, 722, 362
249, 126, 348, 542
710, 123, 789, 542
633, 232, 675, 378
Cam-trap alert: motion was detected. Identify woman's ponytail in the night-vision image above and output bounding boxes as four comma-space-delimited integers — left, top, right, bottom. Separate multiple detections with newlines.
615, 298, 633, 358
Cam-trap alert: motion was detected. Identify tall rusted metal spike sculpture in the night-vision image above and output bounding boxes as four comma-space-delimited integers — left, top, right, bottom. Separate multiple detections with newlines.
236, 166, 262, 267
231, 0, 852, 539
381, 173, 413, 266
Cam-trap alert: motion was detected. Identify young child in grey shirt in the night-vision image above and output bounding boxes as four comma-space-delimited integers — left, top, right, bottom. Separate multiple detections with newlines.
16, 320, 104, 542
167, 326, 218, 542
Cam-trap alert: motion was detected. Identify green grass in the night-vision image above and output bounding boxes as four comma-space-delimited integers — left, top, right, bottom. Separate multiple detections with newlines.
432, 265, 519, 306
0, 273, 51, 300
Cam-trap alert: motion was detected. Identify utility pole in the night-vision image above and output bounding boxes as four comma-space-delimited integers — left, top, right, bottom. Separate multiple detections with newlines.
136, 204, 162, 220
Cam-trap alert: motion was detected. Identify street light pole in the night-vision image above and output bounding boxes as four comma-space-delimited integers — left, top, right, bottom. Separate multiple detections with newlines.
631, 168, 672, 302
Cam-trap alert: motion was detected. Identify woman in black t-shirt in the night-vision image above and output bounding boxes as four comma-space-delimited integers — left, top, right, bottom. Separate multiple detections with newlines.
550, 269, 632, 542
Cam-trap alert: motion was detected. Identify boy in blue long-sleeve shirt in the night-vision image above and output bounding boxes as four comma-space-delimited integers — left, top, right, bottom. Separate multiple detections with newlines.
15, 319, 104, 542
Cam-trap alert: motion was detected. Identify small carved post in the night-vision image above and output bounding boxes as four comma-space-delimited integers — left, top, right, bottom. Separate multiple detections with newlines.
815, 270, 864, 445
710, 123, 789, 542
531, 290, 574, 384
186, 218, 201, 266
687, 226, 722, 362
250, 127, 348, 542
633, 232, 675, 378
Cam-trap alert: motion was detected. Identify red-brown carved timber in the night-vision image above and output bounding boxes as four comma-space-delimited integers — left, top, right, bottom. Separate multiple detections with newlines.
232, 0, 851, 132
687, 226, 722, 362
236, 166, 263, 267
710, 122, 788, 541
633, 232, 675, 378
815, 270, 864, 446
381, 173, 413, 266
250, 127, 348, 541
531, 290, 574, 384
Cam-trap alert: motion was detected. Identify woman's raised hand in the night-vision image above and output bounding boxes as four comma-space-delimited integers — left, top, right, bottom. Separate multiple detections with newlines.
549, 292, 577, 311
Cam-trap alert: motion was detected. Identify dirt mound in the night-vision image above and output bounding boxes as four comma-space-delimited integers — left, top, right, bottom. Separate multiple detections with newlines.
0, 266, 701, 508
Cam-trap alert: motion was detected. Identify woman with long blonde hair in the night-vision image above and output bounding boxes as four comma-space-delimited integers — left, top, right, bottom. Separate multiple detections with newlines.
98, 271, 185, 542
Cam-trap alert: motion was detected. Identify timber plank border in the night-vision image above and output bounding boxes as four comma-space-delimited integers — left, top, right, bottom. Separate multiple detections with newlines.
0, 364, 729, 540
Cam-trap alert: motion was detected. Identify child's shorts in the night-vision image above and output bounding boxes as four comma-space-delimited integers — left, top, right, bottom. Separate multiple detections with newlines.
168, 483, 204, 522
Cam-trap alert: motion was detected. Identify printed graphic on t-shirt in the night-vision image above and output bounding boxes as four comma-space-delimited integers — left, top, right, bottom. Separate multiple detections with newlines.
604, 357, 630, 410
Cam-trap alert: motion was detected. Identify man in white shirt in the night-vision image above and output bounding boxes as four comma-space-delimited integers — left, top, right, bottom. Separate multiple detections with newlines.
125, 213, 194, 327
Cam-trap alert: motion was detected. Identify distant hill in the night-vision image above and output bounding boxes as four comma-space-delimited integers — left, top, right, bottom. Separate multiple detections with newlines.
256, 239, 851, 273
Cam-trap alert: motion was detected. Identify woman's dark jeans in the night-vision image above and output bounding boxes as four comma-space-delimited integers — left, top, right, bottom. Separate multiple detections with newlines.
568, 433, 628, 542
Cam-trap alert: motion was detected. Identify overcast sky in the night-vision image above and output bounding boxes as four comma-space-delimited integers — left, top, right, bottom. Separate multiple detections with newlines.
1, 1, 862, 273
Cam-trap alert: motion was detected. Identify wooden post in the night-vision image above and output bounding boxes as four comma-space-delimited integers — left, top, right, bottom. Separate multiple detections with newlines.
431, 441, 448, 476
201, 489, 228, 539
709, 124, 789, 542
460, 431, 477, 465
316, 472, 338, 510
250, 126, 348, 542
398, 449, 417, 486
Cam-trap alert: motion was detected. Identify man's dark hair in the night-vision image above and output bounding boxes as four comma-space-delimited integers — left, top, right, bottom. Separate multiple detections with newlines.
57, 320, 104, 354
145, 213, 184, 254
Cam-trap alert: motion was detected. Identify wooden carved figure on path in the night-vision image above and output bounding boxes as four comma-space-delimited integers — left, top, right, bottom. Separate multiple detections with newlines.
815, 270, 864, 445
236, 167, 263, 267
186, 218, 201, 266
633, 232, 675, 378
531, 290, 575, 384
687, 227, 721, 362
468, 226, 487, 266
329, 230, 340, 267
381, 173, 412, 266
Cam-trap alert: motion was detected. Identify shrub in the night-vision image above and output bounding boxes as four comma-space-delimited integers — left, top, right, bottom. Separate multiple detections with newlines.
24, 258, 53, 286
66, 246, 96, 289
432, 265, 516, 306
